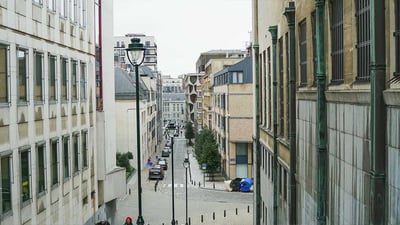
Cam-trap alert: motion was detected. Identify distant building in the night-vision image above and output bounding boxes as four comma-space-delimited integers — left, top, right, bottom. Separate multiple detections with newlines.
162, 75, 185, 126
212, 57, 253, 179
114, 34, 158, 71
196, 49, 247, 73
182, 73, 204, 132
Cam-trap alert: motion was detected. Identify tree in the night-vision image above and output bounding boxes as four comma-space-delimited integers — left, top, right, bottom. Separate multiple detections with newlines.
116, 152, 135, 179
194, 128, 220, 175
185, 121, 195, 145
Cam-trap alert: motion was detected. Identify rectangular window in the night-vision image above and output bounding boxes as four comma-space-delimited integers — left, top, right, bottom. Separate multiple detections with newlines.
356, 0, 370, 81
283, 169, 287, 201
267, 47, 271, 129
33, 0, 43, 5
71, 0, 77, 23
47, 0, 56, 11
49, 55, 56, 101
79, 0, 86, 27
71, 60, 77, 100
20, 150, 31, 203
34, 51, 44, 102
51, 140, 59, 186
232, 72, 237, 83
299, 19, 307, 86
80, 62, 86, 100
63, 137, 70, 180
238, 72, 243, 83
0, 45, 8, 104
73, 134, 79, 174
1, 155, 12, 214
82, 131, 88, 168
61, 58, 68, 101
278, 38, 284, 137
37, 144, 46, 194
311, 11, 317, 83
17, 48, 28, 102
60, 0, 68, 17
331, 0, 344, 82
395, 0, 400, 77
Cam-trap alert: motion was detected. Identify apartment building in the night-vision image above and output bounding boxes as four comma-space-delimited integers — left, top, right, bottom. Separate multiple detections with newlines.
162, 75, 185, 125
252, 1, 400, 225
0, 0, 95, 224
212, 56, 253, 179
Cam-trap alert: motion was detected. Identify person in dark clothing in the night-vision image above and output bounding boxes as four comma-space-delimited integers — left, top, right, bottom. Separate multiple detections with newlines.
123, 216, 134, 225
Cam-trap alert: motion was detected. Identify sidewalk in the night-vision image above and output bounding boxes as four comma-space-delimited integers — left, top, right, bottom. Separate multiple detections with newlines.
187, 146, 228, 191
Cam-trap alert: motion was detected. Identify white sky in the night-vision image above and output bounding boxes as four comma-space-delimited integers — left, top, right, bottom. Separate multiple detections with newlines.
113, 0, 252, 77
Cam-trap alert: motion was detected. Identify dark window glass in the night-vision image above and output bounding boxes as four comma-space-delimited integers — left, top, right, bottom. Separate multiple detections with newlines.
0, 45, 7, 103
278, 38, 284, 137
17, 48, 28, 102
395, 0, 400, 76
61, 58, 68, 101
20, 150, 30, 203
71, 60, 78, 100
331, 0, 344, 82
356, 0, 370, 81
1, 156, 12, 213
51, 140, 58, 186
34, 52, 43, 102
49, 55, 57, 101
299, 19, 307, 85
73, 135, 79, 173
63, 138, 70, 180
82, 132, 88, 168
37, 145, 46, 194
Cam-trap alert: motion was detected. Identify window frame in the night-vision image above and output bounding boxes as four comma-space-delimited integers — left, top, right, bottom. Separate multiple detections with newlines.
17, 47, 29, 104
0, 152, 13, 216
34, 51, 44, 103
82, 131, 88, 169
63, 136, 70, 181
61, 57, 69, 101
48, 55, 57, 102
0, 44, 10, 105
73, 133, 80, 174
19, 147, 31, 206
36, 143, 46, 195
50, 139, 59, 187
79, 0, 86, 27
355, 0, 371, 81
71, 59, 78, 101
47, 0, 56, 12
330, 0, 344, 83
80, 62, 86, 100
60, 0, 68, 18
299, 19, 308, 86
395, 0, 400, 77
278, 37, 284, 137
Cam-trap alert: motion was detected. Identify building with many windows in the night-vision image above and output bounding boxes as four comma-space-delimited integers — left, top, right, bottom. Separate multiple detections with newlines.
212, 56, 253, 179
162, 75, 185, 126
252, 1, 400, 225
0, 1, 124, 224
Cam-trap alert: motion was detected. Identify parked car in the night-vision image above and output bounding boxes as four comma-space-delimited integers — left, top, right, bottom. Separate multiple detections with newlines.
148, 165, 164, 180
163, 146, 171, 153
162, 148, 170, 157
157, 158, 168, 170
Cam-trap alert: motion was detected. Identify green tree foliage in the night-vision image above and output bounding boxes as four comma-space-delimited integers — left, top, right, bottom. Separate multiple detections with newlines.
116, 152, 135, 179
126, 151, 133, 159
194, 129, 220, 174
185, 121, 195, 145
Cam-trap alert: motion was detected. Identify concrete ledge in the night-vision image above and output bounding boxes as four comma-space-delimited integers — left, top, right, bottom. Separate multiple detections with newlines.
383, 89, 400, 106
326, 90, 370, 104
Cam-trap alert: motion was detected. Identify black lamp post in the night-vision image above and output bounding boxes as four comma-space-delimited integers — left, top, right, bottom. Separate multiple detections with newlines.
183, 157, 190, 225
126, 38, 146, 225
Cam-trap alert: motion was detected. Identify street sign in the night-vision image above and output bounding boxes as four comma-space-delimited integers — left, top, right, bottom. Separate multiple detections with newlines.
201, 163, 206, 170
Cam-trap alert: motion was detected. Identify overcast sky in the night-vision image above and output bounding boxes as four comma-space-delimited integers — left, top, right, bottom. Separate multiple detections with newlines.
113, 0, 252, 77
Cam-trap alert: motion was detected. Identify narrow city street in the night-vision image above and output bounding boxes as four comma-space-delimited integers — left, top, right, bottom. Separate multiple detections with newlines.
116, 137, 253, 225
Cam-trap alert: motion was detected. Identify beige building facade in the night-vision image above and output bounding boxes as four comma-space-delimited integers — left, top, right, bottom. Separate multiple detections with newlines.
253, 0, 400, 225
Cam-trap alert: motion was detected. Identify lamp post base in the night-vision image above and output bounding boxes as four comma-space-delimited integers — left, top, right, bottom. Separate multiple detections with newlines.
136, 216, 145, 225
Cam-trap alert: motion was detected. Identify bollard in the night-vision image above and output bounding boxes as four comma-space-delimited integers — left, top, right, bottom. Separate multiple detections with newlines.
129, 188, 131, 195
189, 217, 191, 225
236, 208, 238, 215
199, 182, 201, 187
194, 181, 196, 186
224, 210, 226, 217
248, 205, 250, 213
201, 215, 203, 223
213, 212, 215, 220
213, 183, 215, 189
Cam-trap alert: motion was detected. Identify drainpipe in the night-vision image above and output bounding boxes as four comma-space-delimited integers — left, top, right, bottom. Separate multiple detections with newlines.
369, 0, 386, 224
268, 25, 278, 225
252, 1, 261, 225
283, 2, 297, 224
315, 1, 327, 225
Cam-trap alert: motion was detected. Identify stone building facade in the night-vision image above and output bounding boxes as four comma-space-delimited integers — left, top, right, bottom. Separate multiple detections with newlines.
253, 0, 400, 225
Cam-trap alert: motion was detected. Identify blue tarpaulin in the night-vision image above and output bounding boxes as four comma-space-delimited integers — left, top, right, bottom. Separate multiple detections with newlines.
240, 178, 253, 192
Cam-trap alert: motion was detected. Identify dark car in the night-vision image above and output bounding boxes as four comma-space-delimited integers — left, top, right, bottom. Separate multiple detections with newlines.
162, 147, 170, 157
148, 165, 164, 180
157, 158, 168, 170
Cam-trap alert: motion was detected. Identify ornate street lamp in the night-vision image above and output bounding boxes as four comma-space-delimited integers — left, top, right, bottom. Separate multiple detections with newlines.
183, 157, 190, 225
125, 38, 146, 225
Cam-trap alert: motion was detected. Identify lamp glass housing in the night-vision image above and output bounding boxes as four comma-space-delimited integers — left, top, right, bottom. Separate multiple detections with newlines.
126, 38, 145, 66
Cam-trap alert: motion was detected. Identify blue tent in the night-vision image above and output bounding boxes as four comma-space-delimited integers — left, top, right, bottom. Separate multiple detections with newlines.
240, 178, 253, 192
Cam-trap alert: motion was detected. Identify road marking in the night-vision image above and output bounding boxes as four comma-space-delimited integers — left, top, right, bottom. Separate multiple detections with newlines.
163, 183, 187, 188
